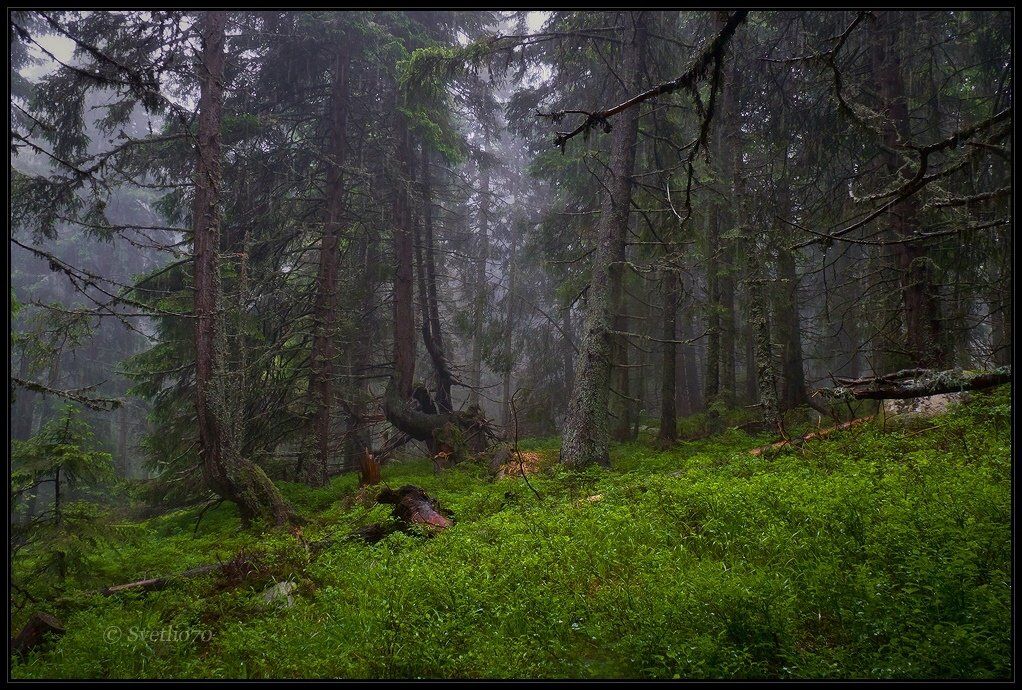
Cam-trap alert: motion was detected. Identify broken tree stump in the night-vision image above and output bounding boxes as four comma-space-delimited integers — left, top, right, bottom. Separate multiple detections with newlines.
11, 611, 65, 657
359, 450, 380, 487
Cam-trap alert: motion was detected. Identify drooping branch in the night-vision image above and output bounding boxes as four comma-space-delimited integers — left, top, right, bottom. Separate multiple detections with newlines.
11, 376, 123, 411
818, 367, 1011, 401
536, 10, 748, 149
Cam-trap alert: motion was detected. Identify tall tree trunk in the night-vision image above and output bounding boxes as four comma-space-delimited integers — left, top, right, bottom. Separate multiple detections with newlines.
501, 215, 520, 428
36, 357, 63, 434
989, 225, 1011, 366
468, 154, 490, 409
657, 268, 678, 445
830, 240, 864, 378
561, 12, 647, 468
775, 241, 807, 410
703, 210, 721, 407
344, 219, 379, 472
743, 317, 758, 403
681, 309, 702, 412
716, 10, 740, 406
391, 116, 417, 401
306, 43, 351, 486
192, 11, 295, 526
873, 12, 945, 369
751, 275, 780, 432
719, 245, 737, 406
609, 261, 632, 440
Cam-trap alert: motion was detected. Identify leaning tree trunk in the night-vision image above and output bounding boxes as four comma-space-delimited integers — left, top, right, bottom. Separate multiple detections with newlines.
192, 11, 295, 526
419, 145, 454, 413
561, 12, 647, 469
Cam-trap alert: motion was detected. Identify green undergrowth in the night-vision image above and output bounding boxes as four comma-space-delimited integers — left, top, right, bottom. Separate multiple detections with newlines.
11, 386, 1012, 679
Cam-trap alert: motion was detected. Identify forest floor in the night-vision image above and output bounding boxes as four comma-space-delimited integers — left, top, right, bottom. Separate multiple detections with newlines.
11, 386, 1012, 679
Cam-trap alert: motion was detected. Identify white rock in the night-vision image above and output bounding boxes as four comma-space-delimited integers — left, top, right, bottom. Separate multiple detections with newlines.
882, 392, 967, 418
261, 580, 297, 608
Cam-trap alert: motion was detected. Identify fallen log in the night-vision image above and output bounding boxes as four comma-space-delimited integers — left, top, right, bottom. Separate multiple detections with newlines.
819, 367, 1011, 401
378, 485, 453, 529
750, 418, 869, 457
53, 485, 453, 608
349, 485, 454, 543
99, 563, 222, 596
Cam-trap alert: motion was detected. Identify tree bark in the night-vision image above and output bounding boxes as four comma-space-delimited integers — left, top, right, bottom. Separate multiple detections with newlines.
561, 11, 647, 468
191, 11, 295, 526
561, 306, 576, 400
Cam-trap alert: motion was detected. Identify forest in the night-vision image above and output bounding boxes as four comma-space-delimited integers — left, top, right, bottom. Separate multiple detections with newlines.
7, 9, 1013, 680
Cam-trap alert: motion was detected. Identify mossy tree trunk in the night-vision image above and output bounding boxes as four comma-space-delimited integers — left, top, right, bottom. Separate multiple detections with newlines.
192, 10, 295, 526
751, 274, 780, 432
